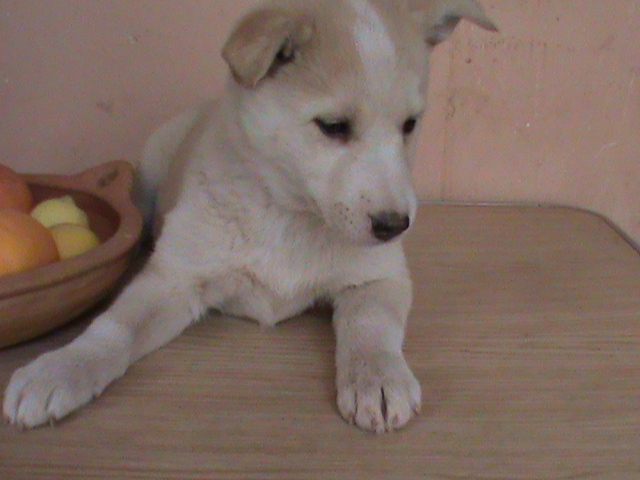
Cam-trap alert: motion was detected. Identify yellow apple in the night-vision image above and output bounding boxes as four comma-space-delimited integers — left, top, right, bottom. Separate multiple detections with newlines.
49, 223, 100, 259
31, 195, 90, 229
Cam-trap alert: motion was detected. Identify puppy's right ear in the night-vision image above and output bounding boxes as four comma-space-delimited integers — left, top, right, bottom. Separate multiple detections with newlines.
414, 0, 498, 47
222, 9, 314, 88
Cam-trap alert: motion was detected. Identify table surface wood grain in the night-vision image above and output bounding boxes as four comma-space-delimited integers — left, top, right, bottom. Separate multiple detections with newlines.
2, 204, 639, 480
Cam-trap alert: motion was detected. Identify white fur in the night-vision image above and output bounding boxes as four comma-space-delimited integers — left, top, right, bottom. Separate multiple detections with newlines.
4, 0, 496, 433
349, 0, 397, 97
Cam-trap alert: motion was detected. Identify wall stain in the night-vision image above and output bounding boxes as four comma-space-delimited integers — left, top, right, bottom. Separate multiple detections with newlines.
96, 100, 114, 115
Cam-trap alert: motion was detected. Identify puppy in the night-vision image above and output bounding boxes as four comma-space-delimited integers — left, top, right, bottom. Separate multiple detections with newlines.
4, 0, 496, 433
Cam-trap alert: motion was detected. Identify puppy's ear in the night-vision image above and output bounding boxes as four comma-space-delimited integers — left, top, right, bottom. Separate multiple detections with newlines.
414, 0, 498, 47
222, 9, 314, 88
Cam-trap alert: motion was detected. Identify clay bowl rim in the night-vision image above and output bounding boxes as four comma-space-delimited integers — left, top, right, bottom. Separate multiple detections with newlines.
0, 160, 143, 300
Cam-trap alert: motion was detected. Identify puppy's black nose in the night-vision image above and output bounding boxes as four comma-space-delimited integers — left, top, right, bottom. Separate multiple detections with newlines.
370, 211, 411, 242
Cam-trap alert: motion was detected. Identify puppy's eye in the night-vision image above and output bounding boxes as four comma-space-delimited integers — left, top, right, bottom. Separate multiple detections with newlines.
402, 117, 419, 136
314, 118, 352, 141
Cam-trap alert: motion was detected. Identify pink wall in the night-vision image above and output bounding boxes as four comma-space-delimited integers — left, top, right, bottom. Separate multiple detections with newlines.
418, 1, 640, 246
2, 1, 640, 245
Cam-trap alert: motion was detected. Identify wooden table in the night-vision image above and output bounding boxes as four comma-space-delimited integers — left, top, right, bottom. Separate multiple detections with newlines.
2, 205, 640, 479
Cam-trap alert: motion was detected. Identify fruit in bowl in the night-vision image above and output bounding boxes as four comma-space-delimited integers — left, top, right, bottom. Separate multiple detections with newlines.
0, 164, 34, 213
31, 195, 90, 229
0, 209, 59, 276
0, 161, 143, 349
49, 223, 101, 260
0, 166, 105, 276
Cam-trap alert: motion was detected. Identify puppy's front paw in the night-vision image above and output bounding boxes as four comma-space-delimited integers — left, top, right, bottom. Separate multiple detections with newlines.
336, 351, 421, 433
3, 347, 116, 429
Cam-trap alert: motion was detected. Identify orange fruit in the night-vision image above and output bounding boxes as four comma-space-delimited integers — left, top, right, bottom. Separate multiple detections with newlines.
0, 165, 33, 213
0, 209, 59, 277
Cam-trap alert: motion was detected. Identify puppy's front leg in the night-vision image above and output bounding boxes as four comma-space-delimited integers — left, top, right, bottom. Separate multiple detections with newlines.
3, 258, 205, 429
333, 276, 421, 433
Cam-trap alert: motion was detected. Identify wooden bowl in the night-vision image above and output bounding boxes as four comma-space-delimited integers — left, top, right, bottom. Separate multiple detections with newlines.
0, 161, 143, 349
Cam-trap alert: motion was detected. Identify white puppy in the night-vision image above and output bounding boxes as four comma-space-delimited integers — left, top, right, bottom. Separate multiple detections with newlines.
4, 0, 496, 433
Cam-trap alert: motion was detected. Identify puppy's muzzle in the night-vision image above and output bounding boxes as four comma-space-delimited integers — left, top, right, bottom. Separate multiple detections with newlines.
370, 211, 411, 242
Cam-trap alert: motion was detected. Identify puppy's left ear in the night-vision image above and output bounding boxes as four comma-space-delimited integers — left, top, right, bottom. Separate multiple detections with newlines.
222, 9, 314, 88
414, 0, 498, 47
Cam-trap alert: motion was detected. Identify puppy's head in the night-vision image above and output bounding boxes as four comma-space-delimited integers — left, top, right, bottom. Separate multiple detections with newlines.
222, 0, 497, 245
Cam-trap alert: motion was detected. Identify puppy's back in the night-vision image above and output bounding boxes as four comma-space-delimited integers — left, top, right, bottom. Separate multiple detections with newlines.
135, 103, 211, 233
